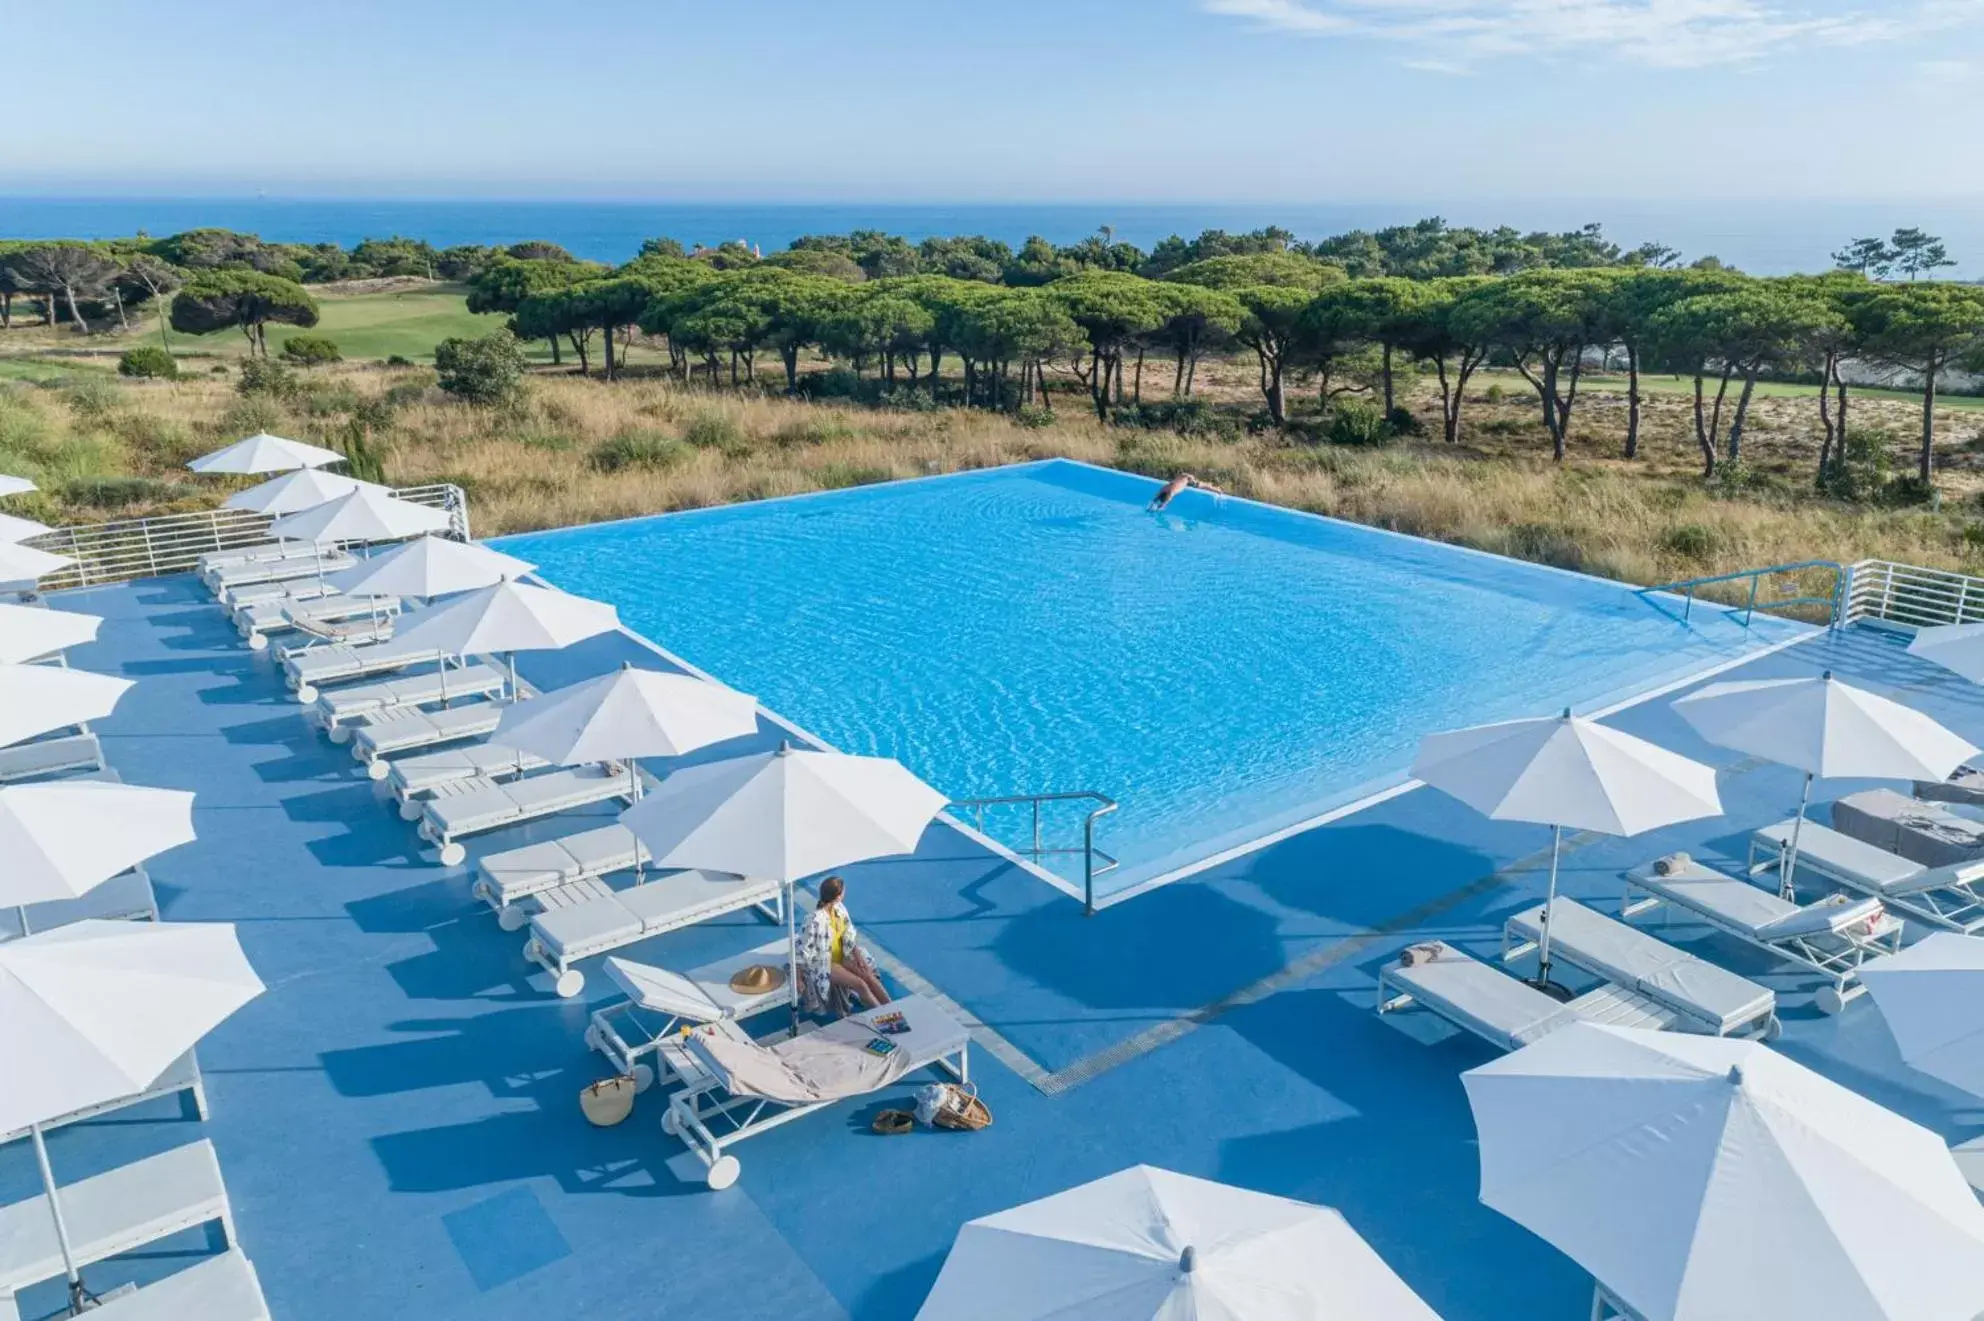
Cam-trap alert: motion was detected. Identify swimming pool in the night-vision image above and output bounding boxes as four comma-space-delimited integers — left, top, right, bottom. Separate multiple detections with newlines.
501, 459, 1805, 897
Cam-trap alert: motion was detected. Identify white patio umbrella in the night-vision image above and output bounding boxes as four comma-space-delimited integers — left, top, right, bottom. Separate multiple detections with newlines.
916, 1164, 1443, 1320
489, 662, 757, 769
387, 580, 619, 698
0, 602, 100, 664
1910, 621, 1984, 685
0, 540, 76, 583
222, 467, 387, 517
0, 474, 37, 497
1675, 670, 1977, 896
0, 662, 132, 747
1859, 933, 1984, 1099
0, 512, 51, 544
187, 431, 344, 475
330, 534, 535, 602
0, 920, 263, 1314
267, 486, 453, 547
0, 780, 196, 929
1411, 709, 1722, 987
1463, 1022, 1984, 1321
620, 744, 946, 1019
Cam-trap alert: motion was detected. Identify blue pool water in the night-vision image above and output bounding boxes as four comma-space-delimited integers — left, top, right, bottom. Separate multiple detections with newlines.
502, 459, 1804, 894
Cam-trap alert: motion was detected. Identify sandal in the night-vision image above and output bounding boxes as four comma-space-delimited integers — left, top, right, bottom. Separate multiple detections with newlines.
871, 1109, 915, 1135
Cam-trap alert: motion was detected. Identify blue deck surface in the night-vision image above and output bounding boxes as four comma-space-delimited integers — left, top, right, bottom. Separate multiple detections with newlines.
3, 568, 1980, 1321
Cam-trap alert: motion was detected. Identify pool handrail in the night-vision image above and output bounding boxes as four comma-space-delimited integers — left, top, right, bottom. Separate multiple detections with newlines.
951, 791, 1119, 916
1638, 559, 1846, 629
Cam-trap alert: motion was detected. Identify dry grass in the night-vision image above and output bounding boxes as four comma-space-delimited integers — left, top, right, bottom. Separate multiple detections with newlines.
3, 357, 1983, 599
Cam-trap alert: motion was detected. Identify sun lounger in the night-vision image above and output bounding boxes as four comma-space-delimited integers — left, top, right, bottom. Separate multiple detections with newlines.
0, 1139, 236, 1317
310, 663, 505, 743
282, 639, 448, 703
523, 867, 783, 997
383, 742, 551, 816
198, 541, 292, 575
0, 731, 102, 783
205, 550, 352, 596
84, 1249, 269, 1321
351, 699, 510, 773
1377, 940, 1680, 1052
234, 592, 399, 650
1501, 898, 1778, 1039
664, 995, 969, 1190
217, 577, 341, 611
418, 762, 638, 867
1828, 789, 1984, 868
586, 937, 795, 1090
473, 822, 649, 929
0, 1051, 205, 1147
0, 867, 156, 940
1623, 853, 1903, 1013
1748, 816, 1984, 936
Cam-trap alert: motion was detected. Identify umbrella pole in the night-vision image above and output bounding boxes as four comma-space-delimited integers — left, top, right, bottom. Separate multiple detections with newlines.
15, 903, 30, 937
1537, 824, 1562, 985
1780, 772, 1813, 901
30, 1124, 88, 1314
787, 879, 800, 1040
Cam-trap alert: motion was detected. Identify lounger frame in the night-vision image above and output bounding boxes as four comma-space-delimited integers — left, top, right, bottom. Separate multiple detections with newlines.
584, 940, 794, 1090
420, 762, 638, 869
1748, 828, 1984, 936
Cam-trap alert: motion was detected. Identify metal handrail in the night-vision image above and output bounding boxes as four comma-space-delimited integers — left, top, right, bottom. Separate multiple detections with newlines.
21, 483, 469, 593
1842, 559, 1984, 629
951, 791, 1119, 915
1639, 559, 1846, 628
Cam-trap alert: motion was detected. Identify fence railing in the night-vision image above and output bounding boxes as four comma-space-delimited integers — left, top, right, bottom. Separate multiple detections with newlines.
22, 483, 469, 593
951, 791, 1119, 915
1841, 559, 1984, 630
1638, 560, 1847, 629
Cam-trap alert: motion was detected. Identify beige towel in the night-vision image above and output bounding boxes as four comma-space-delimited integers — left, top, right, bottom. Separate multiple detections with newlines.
696, 1017, 915, 1105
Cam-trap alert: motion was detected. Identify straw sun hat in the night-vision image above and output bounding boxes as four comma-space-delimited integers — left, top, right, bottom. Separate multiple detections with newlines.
728, 964, 787, 994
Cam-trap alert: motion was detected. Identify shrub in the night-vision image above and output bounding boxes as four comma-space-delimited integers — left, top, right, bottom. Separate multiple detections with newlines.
1884, 475, 1937, 508
337, 420, 388, 484
117, 346, 179, 380
815, 463, 893, 489
64, 475, 188, 509
381, 378, 434, 409
591, 430, 692, 472
280, 334, 342, 366
218, 396, 286, 438
771, 417, 856, 448
1324, 399, 1392, 448
796, 366, 863, 400
434, 329, 527, 407
298, 384, 362, 417
1386, 406, 1423, 437
1114, 398, 1239, 441
62, 377, 122, 421
1660, 523, 1720, 562
682, 412, 747, 454
1819, 427, 1895, 503
1013, 405, 1056, 430
385, 354, 414, 368
237, 357, 299, 399
1484, 383, 1507, 404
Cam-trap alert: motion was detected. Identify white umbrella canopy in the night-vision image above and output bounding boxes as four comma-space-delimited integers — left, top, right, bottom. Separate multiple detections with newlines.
387, 581, 619, 696
267, 486, 454, 546
0, 540, 76, 583
187, 431, 344, 475
916, 1165, 1443, 1321
1411, 710, 1722, 983
0, 474, 37, 497
0, 662, 132, 746
490, 663, 758, 767
1910, 621, 1984, 686
329, 534, 536, 601
0, 919, 264, 1312
222, 467, 388, 517
1675, 671, 1977, 895
0, 512, 52, 544
0, 602, 100, 663
1859, 933, 1984, 1099
0, 780, 196, 910
1463, 1023, 1984, 1321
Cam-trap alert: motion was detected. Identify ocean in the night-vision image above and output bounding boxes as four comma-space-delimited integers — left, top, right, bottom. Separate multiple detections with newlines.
0, 196, 1980, 279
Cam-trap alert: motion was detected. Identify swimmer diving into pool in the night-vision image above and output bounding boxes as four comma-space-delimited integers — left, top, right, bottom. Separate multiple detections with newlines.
1147, 472, 1221, 512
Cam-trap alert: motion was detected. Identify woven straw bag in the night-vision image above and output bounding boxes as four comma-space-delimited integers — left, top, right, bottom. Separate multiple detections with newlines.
580, 1075, 637, 1127
932, 1082, 992, 1132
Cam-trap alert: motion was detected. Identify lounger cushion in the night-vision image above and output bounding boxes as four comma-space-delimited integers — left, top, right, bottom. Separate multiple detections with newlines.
478, 823, 644, 905
353, 701, 507, 759
1753, 894, 1886, 942
1758, 817, 1926, 895
1507, 900, 1773, 1035
86, 1250, 269, 1321
0, 1140, 227, 1295
314, 664, 504, 722
603, 938, 792, 1023
531, 869, 778, 961
0, 731, 102, 783
286, 640, 441, 685
1386, 941, 1579, 1051
687, 995, 964, 1105
1, 867, 155, 940
423, 764, 631, 839
389, 742, 547, 795
1832, 789, 1984, 869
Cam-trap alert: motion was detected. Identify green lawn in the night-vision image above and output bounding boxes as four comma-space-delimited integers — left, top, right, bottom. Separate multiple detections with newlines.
0, 357, 113, 383
260, 285, 510, 362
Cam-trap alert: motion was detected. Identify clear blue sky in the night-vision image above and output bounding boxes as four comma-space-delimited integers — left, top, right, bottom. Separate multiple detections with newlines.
7, 0, 1980, 201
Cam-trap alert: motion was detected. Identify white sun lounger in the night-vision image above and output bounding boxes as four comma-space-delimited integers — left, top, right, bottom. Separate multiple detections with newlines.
84, 1249, 269, 1321
0, 1139, 236, 1319
351, 699, 511, 773
473, 822, 649, 929
1623, 854, 1903, 1013
197, 541, 295, 576
218, 576, 341, 611
1829, 789, 1984, 868
236, 592, 399, 650
1748, 816, 1984, 936
205, 550, 352, 596
1501, 898, 1779, 1039
283, 640, 448, 703
311, 663, 506, 742
1, 866, 157, 940
0, 731, 103, 783
0, 1051, 206, 1147
384, 742, 552, 816
271, 613, 397, 660
586, 937, 795, 1090
664, 995, 969, 1190
523, 867, 784, 997
418, 763, 638, 868
1377, 940, 1680, 1052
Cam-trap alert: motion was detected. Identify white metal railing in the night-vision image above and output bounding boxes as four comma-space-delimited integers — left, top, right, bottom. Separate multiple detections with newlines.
951, 791, 1119, 915
1842, 559, 1984, 630
23, 483, 470, 593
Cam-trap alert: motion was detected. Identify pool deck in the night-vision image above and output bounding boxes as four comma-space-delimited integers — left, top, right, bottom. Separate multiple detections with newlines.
5, 571, 1982, 1320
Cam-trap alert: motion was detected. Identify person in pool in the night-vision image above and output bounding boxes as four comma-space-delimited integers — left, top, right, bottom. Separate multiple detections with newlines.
796, 874, 890, 1015
1148, 472, 1221, 511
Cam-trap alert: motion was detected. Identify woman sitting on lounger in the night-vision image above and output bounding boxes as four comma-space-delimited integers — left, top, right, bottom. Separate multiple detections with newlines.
797, 875, 890, 1015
